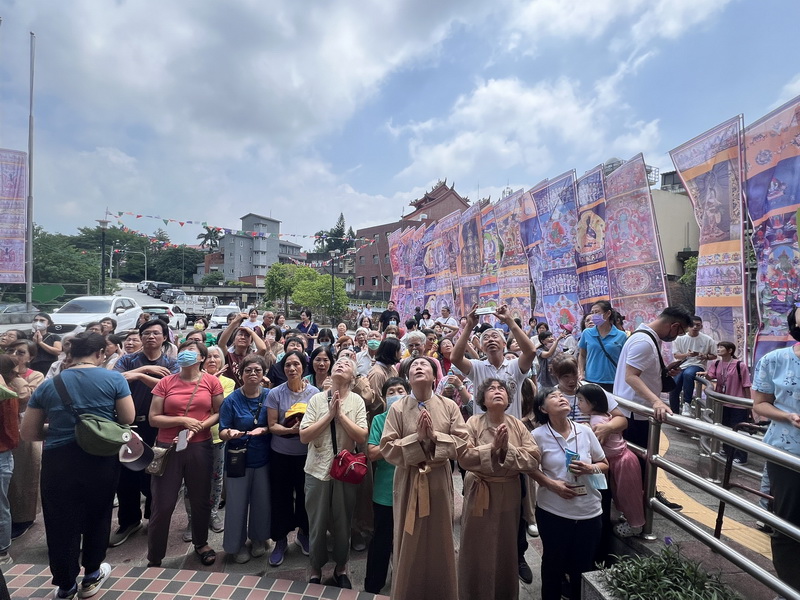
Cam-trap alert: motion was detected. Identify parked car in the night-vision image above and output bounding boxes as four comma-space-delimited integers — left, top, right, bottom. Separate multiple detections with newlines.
0, 303, 40, 326
209, 305, 240, 329
175, 295, 220, 326
146, 282, 172, 297
50, 296, 143, 335
159, 289, 186, 304
141, 304, 187, 330
137, 280, 155, 293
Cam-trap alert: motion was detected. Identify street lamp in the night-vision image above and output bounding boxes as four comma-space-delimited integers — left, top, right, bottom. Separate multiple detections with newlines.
124, 249, 148, 281
330, 249, 340, 324
96, 218, 110, 295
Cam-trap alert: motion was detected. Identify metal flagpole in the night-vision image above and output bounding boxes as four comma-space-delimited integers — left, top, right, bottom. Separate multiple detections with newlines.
25, 32, 36, 310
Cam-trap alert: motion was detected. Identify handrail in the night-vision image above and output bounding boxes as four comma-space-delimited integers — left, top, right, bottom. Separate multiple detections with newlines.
611, 393, 800, 600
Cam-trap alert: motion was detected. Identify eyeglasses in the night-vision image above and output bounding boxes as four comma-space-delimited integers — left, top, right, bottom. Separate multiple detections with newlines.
243, 367, 263, 374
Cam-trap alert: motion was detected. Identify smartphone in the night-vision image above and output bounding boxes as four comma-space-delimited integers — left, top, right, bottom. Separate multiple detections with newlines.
666, 357, 688, 371
475, 306, 495, 315
176, 429, 189, 452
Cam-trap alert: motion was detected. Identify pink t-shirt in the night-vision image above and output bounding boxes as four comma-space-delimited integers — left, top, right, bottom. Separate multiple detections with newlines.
589, 413, 628, 458
707, 359, 751, 405
152, 373, 223, 444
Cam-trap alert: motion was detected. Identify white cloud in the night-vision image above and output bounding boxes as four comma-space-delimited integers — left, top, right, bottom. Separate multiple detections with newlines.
772, 73, 800, 109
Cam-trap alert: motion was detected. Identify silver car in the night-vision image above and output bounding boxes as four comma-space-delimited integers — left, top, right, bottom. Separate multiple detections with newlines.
51, 296, 143, 335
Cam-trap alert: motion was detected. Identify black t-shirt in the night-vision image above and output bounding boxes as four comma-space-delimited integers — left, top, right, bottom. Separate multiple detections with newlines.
30, 333, 62, 375
379, 310, 400, 330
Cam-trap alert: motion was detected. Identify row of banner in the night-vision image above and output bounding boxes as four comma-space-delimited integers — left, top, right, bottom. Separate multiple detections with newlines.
388, 94, 800, 362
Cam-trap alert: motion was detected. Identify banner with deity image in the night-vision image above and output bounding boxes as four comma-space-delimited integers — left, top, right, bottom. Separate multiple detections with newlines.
388, 227, 404, 311
456, 204, 483, 317
433, 211, 461, 315
519, 181, 548, 324
495, 189, 532, 321
532, 171, 582, 334
670, 116, 747, 356
479, 202, 502, 312
744, 95, 800, 362
604, 154, 669, 331
575, 165, 611, 313
412, 225, 436, 316
399, 226, 420, 319
0, 150, 28, 284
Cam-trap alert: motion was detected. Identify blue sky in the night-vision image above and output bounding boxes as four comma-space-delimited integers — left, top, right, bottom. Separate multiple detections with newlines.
0, 0, 798, 249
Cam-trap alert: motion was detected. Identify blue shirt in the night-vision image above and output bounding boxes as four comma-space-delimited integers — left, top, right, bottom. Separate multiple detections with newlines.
578, 326, 628, 384
115, 351, 179, 417
29, 367, 131, 450
219, 387, 271, 469
752, 346, 800, 456
369, 411, 395, 506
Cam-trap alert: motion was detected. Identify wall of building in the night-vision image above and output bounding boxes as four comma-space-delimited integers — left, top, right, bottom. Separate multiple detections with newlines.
651, 188, 700, 276
354, 219, 422, 300
221, 214, 302, 281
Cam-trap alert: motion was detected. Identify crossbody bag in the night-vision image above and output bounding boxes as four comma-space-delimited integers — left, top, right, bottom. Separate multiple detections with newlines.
225, 390, 266, 478
145, 378, 201, 476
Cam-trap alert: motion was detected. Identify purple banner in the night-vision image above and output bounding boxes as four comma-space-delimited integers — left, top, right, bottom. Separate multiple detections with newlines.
575, 165, 611, 313
0, 150, 28, 284
456, 204, 483, 317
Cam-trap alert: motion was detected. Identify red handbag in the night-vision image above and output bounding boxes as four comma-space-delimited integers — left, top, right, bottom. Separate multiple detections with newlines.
329, 420, 368, 484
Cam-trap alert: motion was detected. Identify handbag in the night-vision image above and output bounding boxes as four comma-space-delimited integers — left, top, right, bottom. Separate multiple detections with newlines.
145, 378, 201, 476
631, 330, 676, 393
595, 330, 618, 368
224, 392, 265, 478
53, 373, 132, 456
328, 394, 367, 484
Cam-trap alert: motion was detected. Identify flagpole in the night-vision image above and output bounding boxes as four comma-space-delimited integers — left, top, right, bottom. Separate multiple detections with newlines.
25, 32, 35, 310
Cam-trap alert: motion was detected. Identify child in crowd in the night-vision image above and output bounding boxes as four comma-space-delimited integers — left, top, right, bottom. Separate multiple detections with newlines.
577, 383, 645, 538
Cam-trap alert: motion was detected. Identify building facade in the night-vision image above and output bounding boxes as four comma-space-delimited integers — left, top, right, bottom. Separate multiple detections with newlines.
220, 213, 302, 284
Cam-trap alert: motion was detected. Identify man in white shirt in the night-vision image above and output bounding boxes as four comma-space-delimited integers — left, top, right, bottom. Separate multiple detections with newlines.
613, 306, 694, 511
669, 316, 717, 416
451, 303, 537, 583
434, 306, 459, 335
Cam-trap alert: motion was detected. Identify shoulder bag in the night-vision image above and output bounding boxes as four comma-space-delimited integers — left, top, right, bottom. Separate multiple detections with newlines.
225, 390, 266, 478
327, 392, 367, 484
53, 373, 132, 457
594, 328, 618, 368
630, 329, 676, 393
146, 378, 201, 476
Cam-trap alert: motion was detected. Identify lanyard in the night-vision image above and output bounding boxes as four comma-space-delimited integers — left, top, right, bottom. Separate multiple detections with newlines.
546, 421, 578, 455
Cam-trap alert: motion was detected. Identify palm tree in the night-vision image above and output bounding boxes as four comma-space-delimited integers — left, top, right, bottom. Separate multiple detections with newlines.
196, 226, 221, 251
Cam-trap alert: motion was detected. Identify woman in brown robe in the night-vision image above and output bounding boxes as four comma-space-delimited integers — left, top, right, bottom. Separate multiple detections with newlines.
458, 378, 541, 600
379, 356, 469, 600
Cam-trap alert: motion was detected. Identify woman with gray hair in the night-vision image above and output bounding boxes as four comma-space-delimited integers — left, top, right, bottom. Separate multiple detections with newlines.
299, 357, 368, 587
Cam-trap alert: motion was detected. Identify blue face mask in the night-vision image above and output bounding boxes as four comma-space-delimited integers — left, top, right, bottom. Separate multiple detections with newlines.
386, 395, 404, 409
176, 350, 199, 367
320, 341, 331, 348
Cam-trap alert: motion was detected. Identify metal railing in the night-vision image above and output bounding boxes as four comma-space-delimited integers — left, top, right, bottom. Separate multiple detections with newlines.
614, 393, 800, 600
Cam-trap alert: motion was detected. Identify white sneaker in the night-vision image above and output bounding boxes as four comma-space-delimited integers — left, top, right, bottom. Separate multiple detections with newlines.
209, 512, 224, 533
251, 540, 267, 558
681, 404, 693, 417
526, 524, 539, 537
181, 525, 192, 543
0, 552, 12, 566
79, 563, 111, 598
614, 522, 642, 538
233, 546, 251, 564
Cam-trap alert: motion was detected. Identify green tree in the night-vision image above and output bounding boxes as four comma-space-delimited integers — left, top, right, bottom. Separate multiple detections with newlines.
196, 226, 221, 251
265, 264, 319, 313
292, 271, 348, 324
33, 225, 100, 287
313, 213, 356, 254
200, 271, 224, 286
151, 246, 205, 285
675, 255, 698, 312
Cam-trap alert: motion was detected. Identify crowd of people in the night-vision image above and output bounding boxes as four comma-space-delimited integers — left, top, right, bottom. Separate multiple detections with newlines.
0, 298, 791, 599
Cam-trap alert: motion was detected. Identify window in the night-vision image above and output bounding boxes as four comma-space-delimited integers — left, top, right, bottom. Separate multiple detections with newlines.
371, 276, 379, 286
374, 233, 380, 241
359, 256, 365, 265
384, 254, 390, 264
357, 277, 365, 287
373, 255, 379, 264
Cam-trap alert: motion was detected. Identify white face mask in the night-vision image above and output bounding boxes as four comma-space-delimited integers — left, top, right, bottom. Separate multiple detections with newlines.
386, 395, 404, 409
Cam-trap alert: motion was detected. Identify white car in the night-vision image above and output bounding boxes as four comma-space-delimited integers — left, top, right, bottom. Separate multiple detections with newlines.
51, 296, 143, 336
209, 306, 240, 329
141, 304, 187, 330
137, 280, 155, 293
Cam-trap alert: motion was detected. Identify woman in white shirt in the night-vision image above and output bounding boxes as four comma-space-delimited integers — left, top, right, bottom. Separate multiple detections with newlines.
530, 386, 608, 600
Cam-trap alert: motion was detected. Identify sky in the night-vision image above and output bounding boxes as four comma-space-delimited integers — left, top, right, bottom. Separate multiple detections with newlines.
0, 0, 798, 250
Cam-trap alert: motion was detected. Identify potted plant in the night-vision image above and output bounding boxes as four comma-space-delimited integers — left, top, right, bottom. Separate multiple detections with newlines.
585, 542, 742, 600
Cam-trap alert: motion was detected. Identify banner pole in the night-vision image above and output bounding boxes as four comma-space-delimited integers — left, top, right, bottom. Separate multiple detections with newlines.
25, 32, 36, 310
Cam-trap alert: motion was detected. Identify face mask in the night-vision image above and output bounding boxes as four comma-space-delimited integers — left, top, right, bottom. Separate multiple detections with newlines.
320, 341, 331, 349
176, 350, 199, 367
265, 334, 275, 342
389, 320, 397, 326
367, 339, 381, 351
33, 321, 48, 331
193, 322, 205, 331
386, 395, 403, 409
590, 313, 605, 327
410, 349, 420, 358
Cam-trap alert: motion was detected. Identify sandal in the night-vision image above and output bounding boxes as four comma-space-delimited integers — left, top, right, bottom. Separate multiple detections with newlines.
194, 545, 217, 565
309, 576, 321, 584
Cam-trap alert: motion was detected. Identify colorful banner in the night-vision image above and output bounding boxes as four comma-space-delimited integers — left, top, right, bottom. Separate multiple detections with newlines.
433, 211, 461, 314
398, 226, 419, 320
456, 204, 483, 317
605, 154, 669, 330
479, 202, 501, 312
495, 190, 531, 321
412, 225, 436, 315
0, 150, 28, 284
575, 165, 611, 313
387, 227, 405, 314
744, 95, 800, 362
532, 171, 582, 333
519, 181, 548, 324
670, 116, 747, 355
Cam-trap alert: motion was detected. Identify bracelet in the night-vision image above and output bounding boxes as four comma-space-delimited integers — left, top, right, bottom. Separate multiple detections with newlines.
592, 465, 600, 474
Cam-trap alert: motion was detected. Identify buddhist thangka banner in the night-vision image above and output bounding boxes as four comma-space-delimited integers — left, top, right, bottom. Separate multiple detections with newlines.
456, 204, 483, 317
670, 116, 747, 356
604, 155, 669, 331
412, 225, 436, 315
744, 95, 800, 362
433, 211, 461, 315
575, 165, 611, 313
519, 181, 548, 324
533, 171, 581, 334
495, 189, 531, 321
479, 202, 501, 314
422, 222, 446, 315
388, 228, 403, 309
0, 150, 28, 284
399, 226, 420, 319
